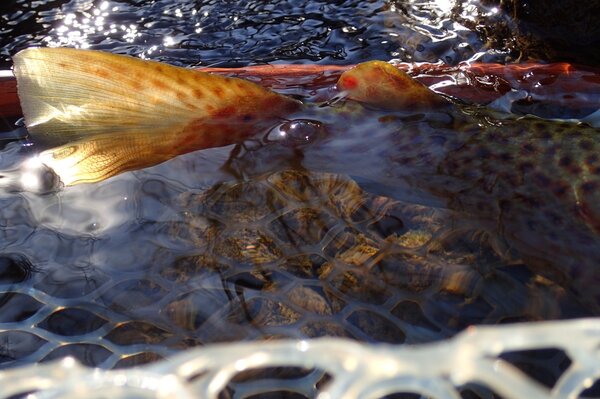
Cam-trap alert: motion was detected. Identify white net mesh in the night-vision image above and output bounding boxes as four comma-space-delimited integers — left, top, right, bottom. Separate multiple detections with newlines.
1, 318, 599, 399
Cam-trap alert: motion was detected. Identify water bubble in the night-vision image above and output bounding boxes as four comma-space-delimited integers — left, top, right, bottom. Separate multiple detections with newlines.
267, 119, 325, 147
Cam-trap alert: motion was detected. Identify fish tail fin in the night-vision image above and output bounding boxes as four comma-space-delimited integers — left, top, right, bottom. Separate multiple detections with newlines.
38, 129, 185, 185
13, 48, 190, 142
13, 48, 298, 141
13, 48, 299, 184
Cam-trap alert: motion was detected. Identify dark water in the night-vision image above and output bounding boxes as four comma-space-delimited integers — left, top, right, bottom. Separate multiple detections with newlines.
3, 0, 596, 71
0, 0, 506, 71
0, 2, 598, 394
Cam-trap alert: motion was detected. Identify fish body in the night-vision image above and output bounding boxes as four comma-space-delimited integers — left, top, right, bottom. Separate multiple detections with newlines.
217, 60, 600, 309
12, 49, 600, 308
302, 62, 600, 308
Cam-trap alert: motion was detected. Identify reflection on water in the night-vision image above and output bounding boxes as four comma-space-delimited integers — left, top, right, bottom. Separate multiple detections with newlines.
46, 1, 135, 49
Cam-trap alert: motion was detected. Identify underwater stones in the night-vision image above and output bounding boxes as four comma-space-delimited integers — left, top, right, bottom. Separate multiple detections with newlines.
0, 168, 595, 369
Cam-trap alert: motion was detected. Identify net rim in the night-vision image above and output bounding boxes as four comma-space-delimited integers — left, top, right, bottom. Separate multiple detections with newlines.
1, 317, 599, 399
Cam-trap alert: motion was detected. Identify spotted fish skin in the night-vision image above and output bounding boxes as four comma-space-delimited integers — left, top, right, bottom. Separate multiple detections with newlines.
293, 62, 600, 309
399, 114, 600, 286
337, 61, 449, 111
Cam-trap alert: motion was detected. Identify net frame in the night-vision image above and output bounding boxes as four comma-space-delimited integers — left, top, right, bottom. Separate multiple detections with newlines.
1, 318, 598, 399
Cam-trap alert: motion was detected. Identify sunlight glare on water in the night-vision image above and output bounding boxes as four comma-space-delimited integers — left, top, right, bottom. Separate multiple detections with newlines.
0, 0, 503, 69
19, 155, 45, 191
432, 0, 454, 13
45, 1, 139, 49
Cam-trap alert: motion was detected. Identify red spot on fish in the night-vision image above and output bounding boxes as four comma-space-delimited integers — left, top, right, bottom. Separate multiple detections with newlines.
153, 79, 168, 90
213, 87, 225, 98
193, 88, 204, 99
340, 75, 359, 90
213, 106, 236, 118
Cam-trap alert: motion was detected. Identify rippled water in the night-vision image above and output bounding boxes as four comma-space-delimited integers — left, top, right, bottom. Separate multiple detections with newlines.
0, 1, 599, 389
0, 0, 505, 70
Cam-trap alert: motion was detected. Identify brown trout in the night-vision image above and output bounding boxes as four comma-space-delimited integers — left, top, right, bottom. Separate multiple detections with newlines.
12, 48, 600, 310
311, 61, 600, 311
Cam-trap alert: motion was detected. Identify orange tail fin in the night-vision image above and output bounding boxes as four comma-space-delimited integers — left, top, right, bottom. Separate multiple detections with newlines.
13, 48, 300, 184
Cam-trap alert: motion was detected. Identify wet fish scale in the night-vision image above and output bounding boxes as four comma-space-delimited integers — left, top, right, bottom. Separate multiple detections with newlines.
376, 114, 600, 303
438, 117, 600, 269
